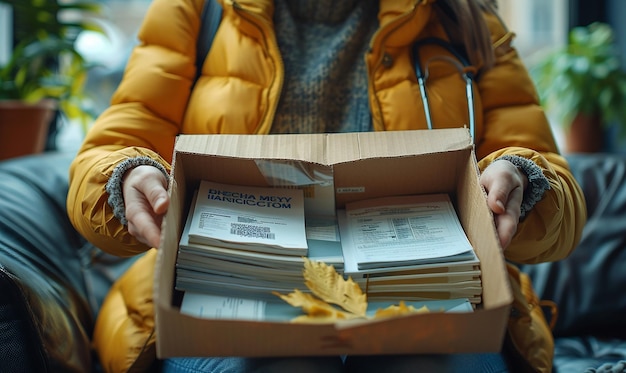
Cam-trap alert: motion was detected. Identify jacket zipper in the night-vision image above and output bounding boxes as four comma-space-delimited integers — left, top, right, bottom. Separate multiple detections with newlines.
231, 1, 284, 134
367, 1, 425, 131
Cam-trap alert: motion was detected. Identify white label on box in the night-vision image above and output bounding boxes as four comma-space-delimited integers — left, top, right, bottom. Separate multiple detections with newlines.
336, 187, 365, 194
181, 293, 266, 320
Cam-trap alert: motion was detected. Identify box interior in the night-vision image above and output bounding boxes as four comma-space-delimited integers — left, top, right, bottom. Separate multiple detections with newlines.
155, 130, 512, 358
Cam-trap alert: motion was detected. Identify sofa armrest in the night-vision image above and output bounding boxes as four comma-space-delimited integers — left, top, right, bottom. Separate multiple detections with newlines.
522, 153, 626, 339
0, 152, 137, 372
0, 152, 93, 372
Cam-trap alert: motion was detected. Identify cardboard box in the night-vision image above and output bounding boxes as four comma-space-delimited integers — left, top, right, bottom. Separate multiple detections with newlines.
155, 128, 512, 358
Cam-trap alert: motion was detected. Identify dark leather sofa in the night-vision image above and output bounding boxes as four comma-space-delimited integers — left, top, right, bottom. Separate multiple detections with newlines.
0, 151, 624, 372
521, 154, 626, 372
0, 152, 137, 373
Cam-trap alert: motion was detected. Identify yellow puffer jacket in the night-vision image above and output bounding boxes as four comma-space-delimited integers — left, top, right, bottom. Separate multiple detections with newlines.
67, 0, 587, 372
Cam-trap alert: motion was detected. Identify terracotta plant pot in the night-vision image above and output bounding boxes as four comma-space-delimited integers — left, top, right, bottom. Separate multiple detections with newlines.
565, 113, 604, 153
0, 99, 57, 161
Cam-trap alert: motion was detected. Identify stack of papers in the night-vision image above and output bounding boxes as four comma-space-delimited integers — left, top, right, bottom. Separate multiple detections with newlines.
176, 181, 343, 301
338, 194, 482, 304
175, 182, 481, 305
186, 180, 308, 256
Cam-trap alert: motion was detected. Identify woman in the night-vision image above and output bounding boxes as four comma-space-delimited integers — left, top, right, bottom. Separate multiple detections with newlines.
67, 0, 586, 371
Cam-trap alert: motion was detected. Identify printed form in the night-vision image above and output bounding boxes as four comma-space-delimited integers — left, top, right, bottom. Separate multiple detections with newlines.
339, 194, 475, 270
186, 180, 308, 255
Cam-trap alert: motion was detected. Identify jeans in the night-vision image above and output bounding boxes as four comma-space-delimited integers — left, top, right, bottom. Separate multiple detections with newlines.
161, 353, 510, 372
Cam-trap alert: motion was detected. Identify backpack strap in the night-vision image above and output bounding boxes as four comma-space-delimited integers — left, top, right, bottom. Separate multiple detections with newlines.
194, 0, 223, 85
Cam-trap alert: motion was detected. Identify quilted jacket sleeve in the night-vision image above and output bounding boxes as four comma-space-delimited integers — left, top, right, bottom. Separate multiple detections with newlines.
67, 0, 205, 256
475, 13, 587, 264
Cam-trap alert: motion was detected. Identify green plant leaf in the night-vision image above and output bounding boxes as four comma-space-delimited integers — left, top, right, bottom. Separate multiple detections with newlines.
530, 22, 626, 135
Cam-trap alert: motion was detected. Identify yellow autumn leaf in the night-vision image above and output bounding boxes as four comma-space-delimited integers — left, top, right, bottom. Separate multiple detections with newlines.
374, 301, 430, 319
272, 289, 355, 320
303, 258, 367, 317
274, 258, 431, 323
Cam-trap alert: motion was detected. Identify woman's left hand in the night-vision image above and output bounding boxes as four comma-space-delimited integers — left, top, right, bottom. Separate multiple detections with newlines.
479, 160, 528, 249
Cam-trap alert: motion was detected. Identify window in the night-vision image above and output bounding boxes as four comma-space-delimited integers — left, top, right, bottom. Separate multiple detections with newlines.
498, 0, 571, 150
0, 4, 10, 67
57, 0, 151, 150
498, 0, 569, 62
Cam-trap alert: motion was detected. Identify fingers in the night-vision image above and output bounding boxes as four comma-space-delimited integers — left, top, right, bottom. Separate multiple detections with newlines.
480, 160, 526, 249
481, 162, 513, 213
123, 165, 169, 248
488, 185, 522, 248
494, 210, 518, 249
126, 205, 164, 248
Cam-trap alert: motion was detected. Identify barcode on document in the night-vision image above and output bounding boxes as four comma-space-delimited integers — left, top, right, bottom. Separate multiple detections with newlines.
230, 223, 276, 240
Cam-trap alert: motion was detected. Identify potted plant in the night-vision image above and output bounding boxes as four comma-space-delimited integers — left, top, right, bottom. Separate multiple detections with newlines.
0, 0, 101, 161
530, 22, 626, 153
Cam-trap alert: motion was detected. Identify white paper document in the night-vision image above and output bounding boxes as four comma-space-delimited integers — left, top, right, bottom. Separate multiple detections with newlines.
339, 194, 475, 270
180, 292, 473, 322
181, 293, 267, 321
187, 180, 308, 256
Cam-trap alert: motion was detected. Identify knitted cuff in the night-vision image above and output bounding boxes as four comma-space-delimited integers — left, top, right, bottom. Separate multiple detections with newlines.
105, 156, 169, 226
495, 155, 550, 218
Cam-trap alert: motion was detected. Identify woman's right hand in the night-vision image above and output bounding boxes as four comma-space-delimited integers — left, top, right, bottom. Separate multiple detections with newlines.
122, 165, 170, 248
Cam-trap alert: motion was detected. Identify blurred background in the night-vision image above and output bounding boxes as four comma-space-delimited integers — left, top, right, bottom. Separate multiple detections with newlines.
499, 0, 626, 155
1, 0, 625, 157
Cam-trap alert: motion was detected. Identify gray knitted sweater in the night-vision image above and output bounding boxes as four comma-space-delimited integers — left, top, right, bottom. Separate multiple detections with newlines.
270, 0, 377, 134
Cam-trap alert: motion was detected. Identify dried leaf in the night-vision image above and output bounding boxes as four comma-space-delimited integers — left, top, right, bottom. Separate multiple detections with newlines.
303, 258, 367, 317
274, 258, 431, 323
272, 289, 354, 319
290, 315, 347, 324
374, 301, 430, 319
